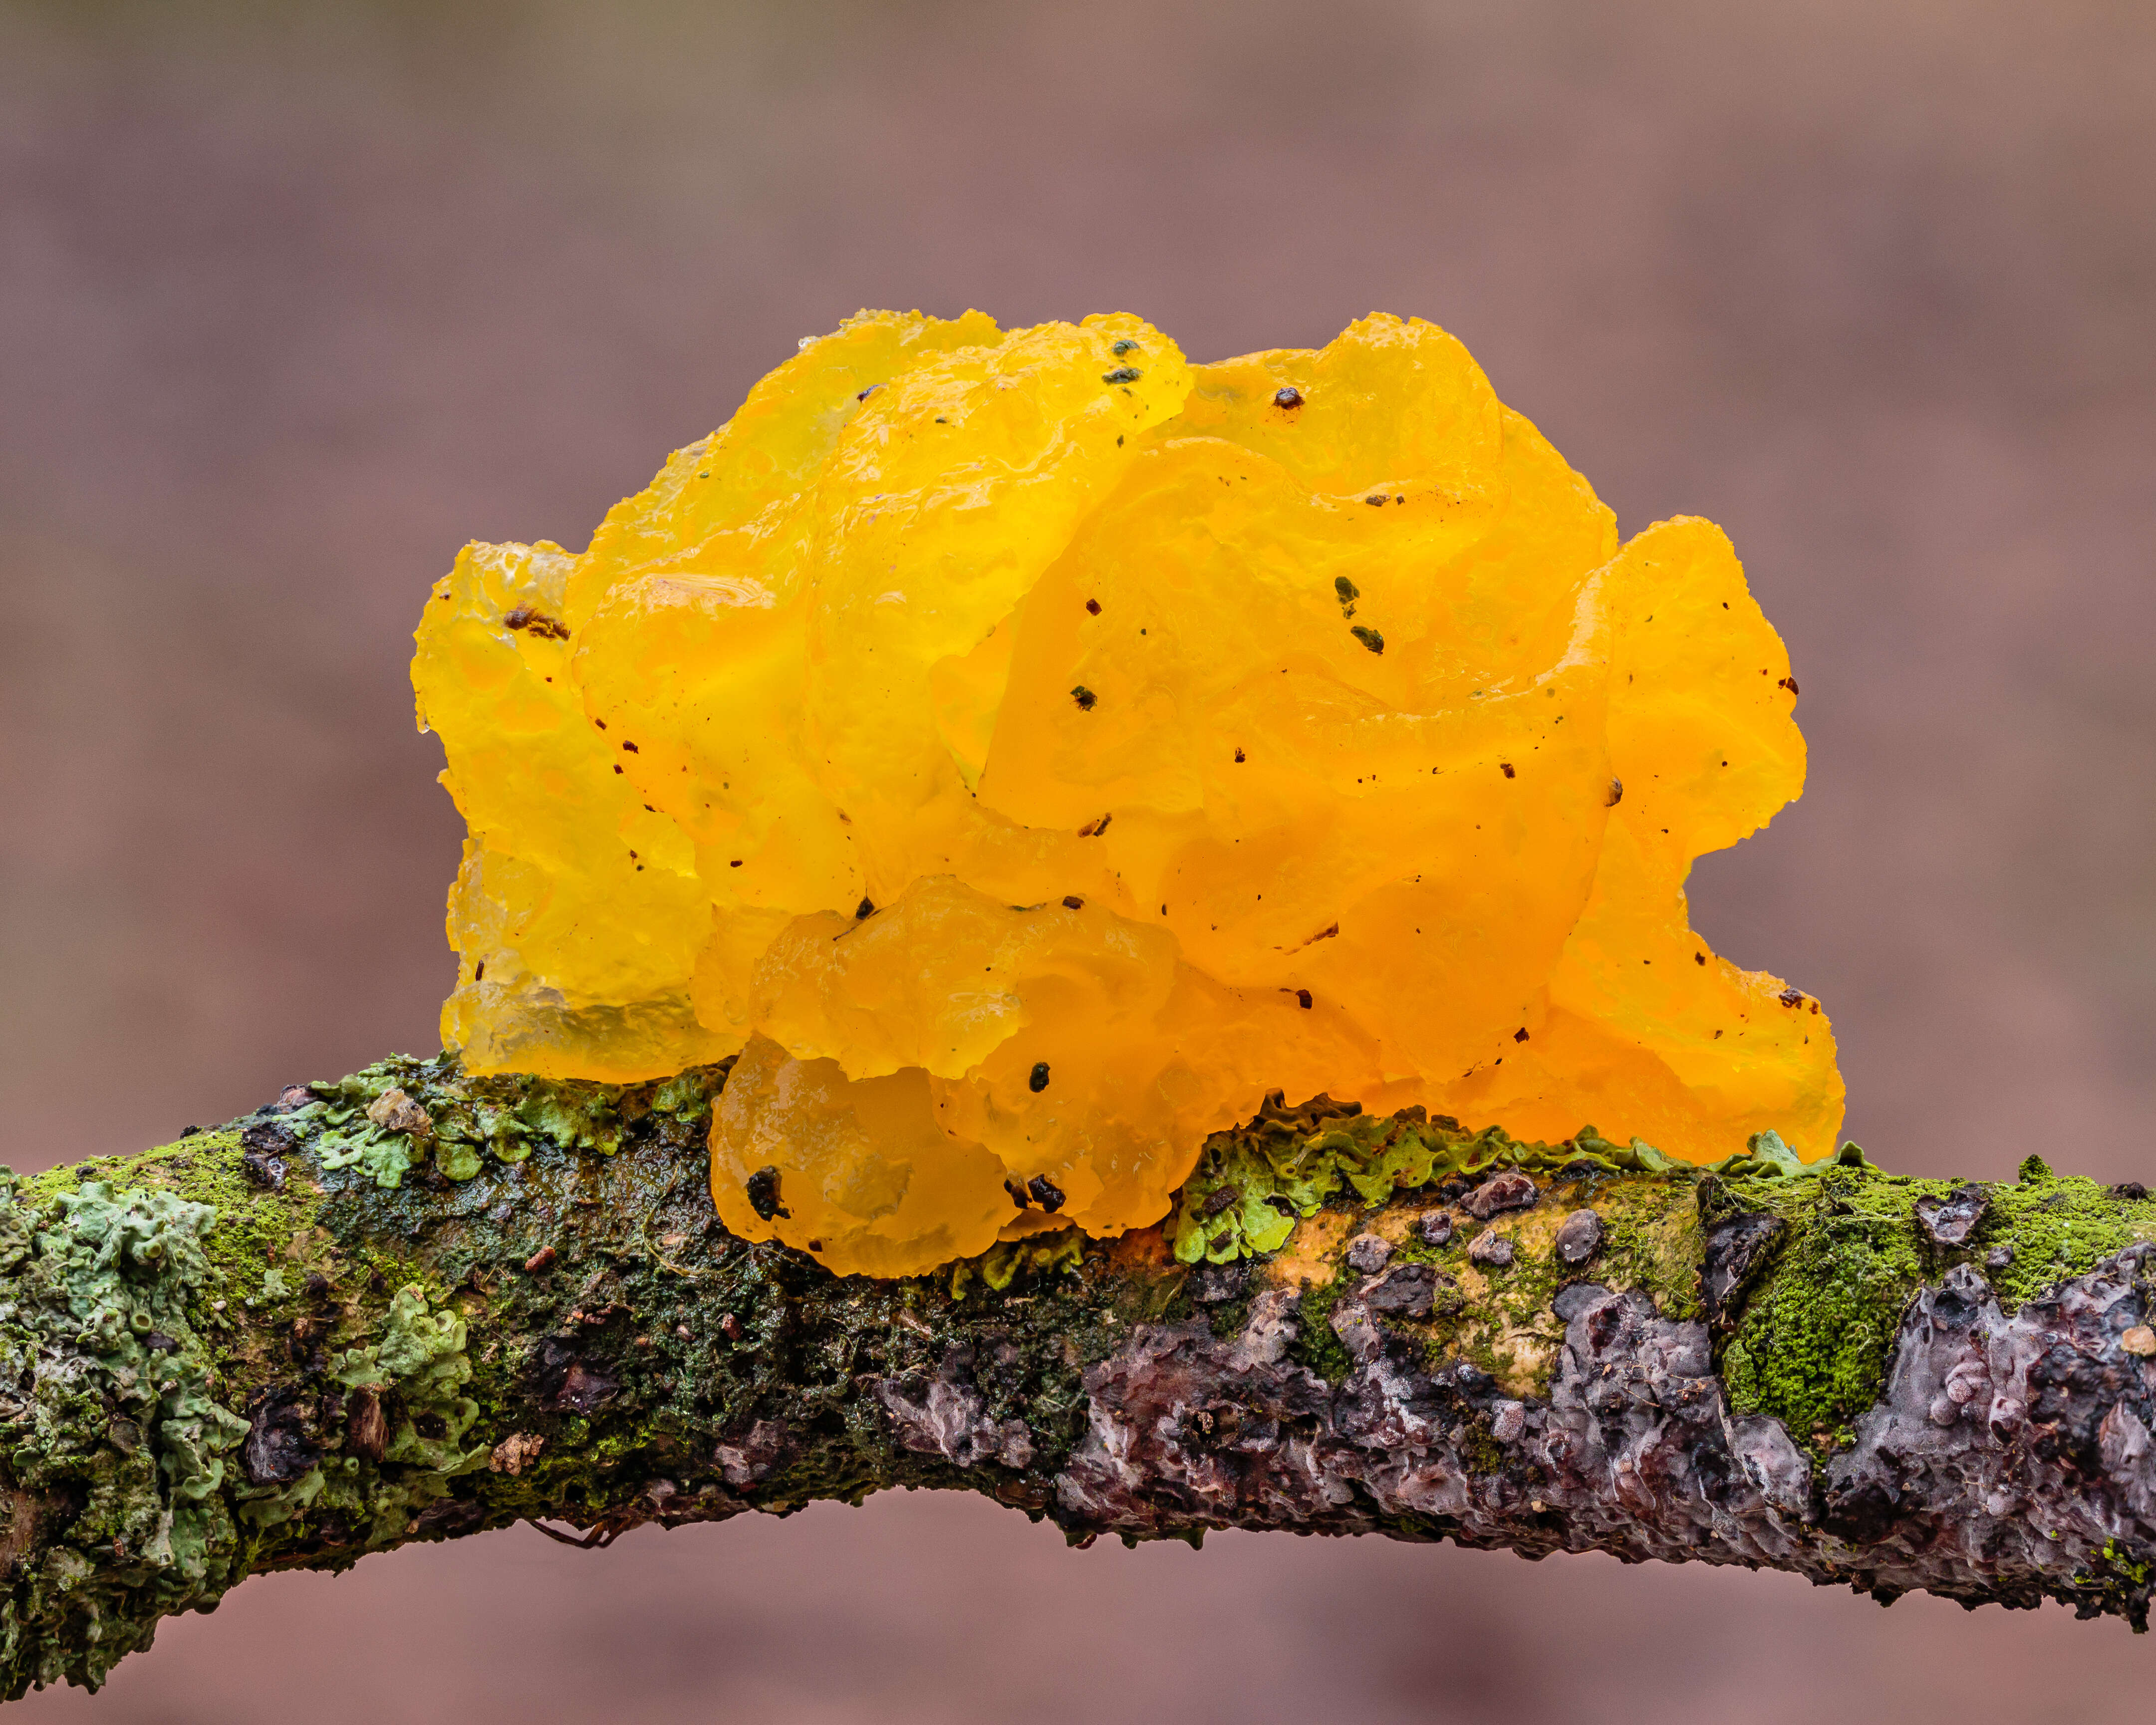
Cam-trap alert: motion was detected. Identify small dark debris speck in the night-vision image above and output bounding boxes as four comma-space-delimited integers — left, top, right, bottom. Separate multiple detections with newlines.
242, 1387, 320, 1487
855, 897, 877, 919
1072, 685, 1097, 710
1500, 762, 1516, 779
1029, 1061, 1052, 1093
1350, 626, 1384, 654
346, 1388, 387, 1463
745, 1167, 791, 1221
1513, 1027, 1529, 1043
1778, 987, 1805, 1007
1274, 386, 1304, 409
1606, 778, 1623, 806
1062, 895, 1084, 909
1086, 597, 1101, 614
1364, 493, 1386, 506
533, 1339, 620, 1416
1102, 366, 1141, 384
1295, 988, 1313, 1010
503, 605, 571, 641
1027, 1173, 1066, 1213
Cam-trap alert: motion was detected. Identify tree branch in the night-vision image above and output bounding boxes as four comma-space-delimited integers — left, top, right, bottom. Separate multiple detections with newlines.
2, 1054, 2152, 1696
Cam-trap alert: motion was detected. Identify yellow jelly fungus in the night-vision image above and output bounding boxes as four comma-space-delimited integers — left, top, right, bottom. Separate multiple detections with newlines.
413, 309, 1843, 1277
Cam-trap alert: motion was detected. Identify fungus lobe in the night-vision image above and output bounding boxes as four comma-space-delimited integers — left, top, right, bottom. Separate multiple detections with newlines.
413, 308, 1842, 1276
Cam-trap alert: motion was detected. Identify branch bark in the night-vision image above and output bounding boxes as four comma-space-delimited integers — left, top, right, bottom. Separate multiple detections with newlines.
2, 1054, 2153, 1696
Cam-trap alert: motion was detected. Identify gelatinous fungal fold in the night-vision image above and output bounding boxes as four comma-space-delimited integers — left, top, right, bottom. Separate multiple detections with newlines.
413, 309, 1843, 1276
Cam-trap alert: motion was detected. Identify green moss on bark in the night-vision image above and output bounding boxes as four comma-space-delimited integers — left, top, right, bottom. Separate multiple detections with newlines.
1715, 1158, 2156, 1454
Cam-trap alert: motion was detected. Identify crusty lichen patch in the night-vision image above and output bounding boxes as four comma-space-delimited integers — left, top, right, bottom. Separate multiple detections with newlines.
1247, 1118, 1736, 1395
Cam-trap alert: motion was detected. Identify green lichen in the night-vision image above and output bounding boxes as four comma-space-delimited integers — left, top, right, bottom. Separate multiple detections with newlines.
315, 1123, 418, 1187
1164, 1096, 1813, 1267
2069, 1538, 2156, 1624
0, 1064, 662, 1695
25, 1129, 322, 1304
1199, 1102, 1806, 1391
1272, 1167, 1704, 1398
331, 1284, 485, 1470
221, 1281, 493, 1543
0, 1170, 252, 1691
949, 1229, 1086, 1299
287, 1054, 729, 1188
2101, 1538, 2152, 1588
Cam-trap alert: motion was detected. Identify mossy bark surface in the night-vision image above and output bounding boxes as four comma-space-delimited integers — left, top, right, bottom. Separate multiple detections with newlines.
3, 1055, 2154, 1697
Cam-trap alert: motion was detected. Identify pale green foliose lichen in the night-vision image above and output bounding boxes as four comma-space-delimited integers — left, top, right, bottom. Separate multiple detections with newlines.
332, 1284, 484, 1470
292, 1055, 720, 1186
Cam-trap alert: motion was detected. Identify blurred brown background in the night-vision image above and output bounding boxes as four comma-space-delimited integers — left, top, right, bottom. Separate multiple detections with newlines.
2, 0, 2152, 1717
